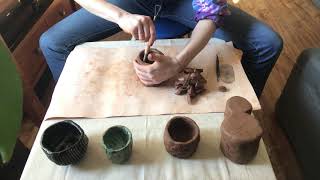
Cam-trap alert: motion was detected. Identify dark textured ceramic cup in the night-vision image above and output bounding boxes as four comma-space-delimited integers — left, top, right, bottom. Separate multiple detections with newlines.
164, 116, 200, 158
41, 120, 88, 165
102, 125, 133, 164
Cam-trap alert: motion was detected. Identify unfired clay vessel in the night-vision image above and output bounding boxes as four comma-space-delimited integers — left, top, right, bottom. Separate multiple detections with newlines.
134, 48, 164, 86
164, 116, 200, 158
135, 48, 164, 65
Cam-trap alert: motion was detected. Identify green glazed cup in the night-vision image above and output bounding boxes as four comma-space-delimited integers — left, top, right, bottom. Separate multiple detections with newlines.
102, 125, 133, 164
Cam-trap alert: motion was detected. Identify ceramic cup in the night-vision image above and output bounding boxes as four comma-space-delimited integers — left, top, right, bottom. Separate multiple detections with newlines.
164, 116, 200, 158
102, 125, 133, 164
41, 120, 89, 165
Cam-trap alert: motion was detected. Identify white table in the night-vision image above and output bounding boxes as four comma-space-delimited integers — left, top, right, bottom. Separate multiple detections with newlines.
21, 114, 276, 180
21, 39, 275, 179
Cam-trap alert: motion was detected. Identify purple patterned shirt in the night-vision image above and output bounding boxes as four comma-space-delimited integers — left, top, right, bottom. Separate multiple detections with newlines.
192, 0, 230, 27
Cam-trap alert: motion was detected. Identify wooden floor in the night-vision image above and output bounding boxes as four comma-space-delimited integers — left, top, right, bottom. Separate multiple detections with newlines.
237, 0, 320, 113
19, 0, 320, 179
232, 0, 320, 180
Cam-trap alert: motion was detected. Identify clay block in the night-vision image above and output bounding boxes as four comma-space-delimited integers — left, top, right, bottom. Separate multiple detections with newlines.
220, 112, 263, 164
164, 116, 200, 158
224, 96, 253, 119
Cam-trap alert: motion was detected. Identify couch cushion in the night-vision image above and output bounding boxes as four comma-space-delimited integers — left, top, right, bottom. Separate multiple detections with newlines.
313, 0, 320, 8
276, 48, 320, 180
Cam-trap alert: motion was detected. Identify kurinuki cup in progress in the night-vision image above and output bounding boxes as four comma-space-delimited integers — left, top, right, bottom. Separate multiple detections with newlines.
135, 48, 164, 65
102, 125, 133, 164
134, 48, 165, 87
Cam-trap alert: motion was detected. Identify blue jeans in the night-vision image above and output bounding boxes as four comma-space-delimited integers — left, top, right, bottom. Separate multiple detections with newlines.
40, 0, 283, 97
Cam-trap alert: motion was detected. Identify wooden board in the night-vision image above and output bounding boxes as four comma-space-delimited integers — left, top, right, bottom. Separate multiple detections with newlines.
45, 39, 260, 120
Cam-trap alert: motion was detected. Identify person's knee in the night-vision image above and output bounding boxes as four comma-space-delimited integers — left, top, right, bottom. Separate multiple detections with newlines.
39, 30, 52, 53
273, 32, 283, 54
255, 25, 283, 66
266, 30, 283, 56
39, 29, 67, 57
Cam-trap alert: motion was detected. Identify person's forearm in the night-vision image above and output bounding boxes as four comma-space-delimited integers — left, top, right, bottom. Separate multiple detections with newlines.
75, 0, 129, 23
176, 20, 216, 69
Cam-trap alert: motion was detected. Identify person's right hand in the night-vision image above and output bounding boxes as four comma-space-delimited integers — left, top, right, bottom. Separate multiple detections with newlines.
118, 13, 156, 46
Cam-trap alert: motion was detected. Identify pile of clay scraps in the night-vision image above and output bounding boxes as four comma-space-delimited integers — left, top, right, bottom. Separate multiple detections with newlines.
174, 68, 207, 104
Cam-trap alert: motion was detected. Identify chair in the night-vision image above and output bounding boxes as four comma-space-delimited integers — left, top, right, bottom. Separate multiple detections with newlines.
0, 36, 29, 179
0, 36, 23, 164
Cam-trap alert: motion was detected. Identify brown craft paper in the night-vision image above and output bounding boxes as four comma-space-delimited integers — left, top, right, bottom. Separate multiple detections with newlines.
45, 39, 260, 120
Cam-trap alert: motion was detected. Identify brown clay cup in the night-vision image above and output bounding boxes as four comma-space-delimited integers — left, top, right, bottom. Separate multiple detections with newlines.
135, 48, 164, 65
164, 116, 200, 158
134, 48, 164, 87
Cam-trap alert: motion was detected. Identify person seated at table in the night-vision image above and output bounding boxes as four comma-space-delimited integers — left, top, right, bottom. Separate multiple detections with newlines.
39, 0, 283, 97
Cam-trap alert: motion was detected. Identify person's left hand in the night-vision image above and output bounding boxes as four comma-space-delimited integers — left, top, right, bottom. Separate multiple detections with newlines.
133, 53, 182, 86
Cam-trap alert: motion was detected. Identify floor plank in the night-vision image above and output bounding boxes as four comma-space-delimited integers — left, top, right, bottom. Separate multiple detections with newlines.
234, 0, 320, 179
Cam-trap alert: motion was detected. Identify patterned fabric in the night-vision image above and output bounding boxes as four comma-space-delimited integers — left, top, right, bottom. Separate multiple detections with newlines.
192, 0, 231, 27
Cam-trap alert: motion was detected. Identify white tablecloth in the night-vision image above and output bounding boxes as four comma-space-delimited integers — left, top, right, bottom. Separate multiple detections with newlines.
21, 114, 276, 180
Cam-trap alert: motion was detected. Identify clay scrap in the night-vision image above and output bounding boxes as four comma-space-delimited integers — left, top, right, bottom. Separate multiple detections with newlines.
174, 68, 207, 104
220, 64, 235, 84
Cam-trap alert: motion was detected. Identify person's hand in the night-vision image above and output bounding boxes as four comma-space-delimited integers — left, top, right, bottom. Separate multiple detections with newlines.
133, 53, 183, 86
118, 13, 156, 45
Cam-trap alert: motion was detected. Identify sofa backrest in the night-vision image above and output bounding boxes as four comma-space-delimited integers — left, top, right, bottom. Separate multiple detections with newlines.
276, 48, 320, 180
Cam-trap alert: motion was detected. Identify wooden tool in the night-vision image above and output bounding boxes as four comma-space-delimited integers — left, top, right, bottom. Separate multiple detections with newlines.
216, 55, 220, 82
142, 4, 162, 62
143, 44, 151, 62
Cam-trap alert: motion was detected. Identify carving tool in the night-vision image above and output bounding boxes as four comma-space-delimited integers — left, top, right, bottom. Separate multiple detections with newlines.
142, 4, 162, 62
143, 45, 151, 62
216, 55, 221, 82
